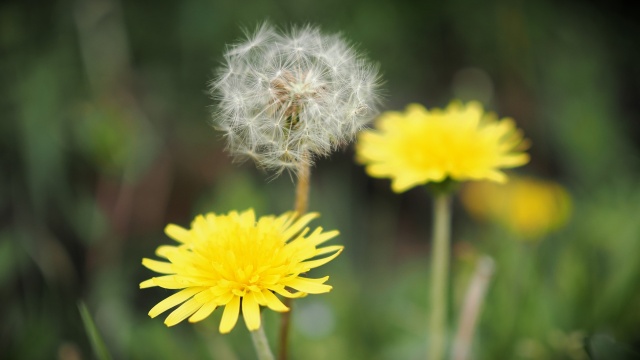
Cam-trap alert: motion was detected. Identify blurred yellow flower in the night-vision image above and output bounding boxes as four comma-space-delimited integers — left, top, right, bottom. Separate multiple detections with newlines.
140, 209, 342, 333
460, 176, 571, 239
356, 101, 529, 192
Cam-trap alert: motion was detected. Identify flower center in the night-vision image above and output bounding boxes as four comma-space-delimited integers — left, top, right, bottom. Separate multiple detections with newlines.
195, 223, 292, 295
270, 70, 325, 129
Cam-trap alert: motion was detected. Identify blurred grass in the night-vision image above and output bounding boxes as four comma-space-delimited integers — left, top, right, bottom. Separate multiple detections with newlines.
78, 301, 112, 360
1, 0, 639, 359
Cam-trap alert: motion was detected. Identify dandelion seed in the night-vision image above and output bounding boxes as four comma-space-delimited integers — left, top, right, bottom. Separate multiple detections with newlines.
211, 23, 381, 174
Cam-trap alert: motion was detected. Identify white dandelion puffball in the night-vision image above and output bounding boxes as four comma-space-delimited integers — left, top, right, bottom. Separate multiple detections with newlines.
210, 23, 381, 173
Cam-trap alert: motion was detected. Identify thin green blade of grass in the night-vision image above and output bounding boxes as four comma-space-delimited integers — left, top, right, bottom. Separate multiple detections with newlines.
78, 301, 113, 360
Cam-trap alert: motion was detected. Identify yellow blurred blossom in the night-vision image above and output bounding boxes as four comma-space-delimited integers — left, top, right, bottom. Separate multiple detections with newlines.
460, 176, 571, 239
356, 101, 529, 193
140, 209, 342, 333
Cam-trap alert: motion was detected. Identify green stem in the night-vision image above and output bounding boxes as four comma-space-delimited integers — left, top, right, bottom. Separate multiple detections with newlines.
279, 157, 311, 360
451, 256, 495, 360
428, 194, 452, 360
251, 324, 275, 360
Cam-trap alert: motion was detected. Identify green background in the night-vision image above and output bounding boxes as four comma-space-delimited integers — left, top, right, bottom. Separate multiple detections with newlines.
1, 0, 639, 359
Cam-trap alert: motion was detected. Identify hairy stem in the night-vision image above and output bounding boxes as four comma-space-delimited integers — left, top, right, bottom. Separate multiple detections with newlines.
278, 157, 311, 360
293, 159, 311, 215
251, 323, 275, 360
428, 194, 452, 360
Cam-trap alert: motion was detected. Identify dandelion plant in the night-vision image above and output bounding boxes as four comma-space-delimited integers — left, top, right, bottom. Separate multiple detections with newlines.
356, 100, 529, 359
210, 23, 381, 359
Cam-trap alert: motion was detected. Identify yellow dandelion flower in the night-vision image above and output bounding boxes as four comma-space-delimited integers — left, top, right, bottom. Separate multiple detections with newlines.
460, 176, 572, 239
140, 209, 342, 334
356, 101, 530, 193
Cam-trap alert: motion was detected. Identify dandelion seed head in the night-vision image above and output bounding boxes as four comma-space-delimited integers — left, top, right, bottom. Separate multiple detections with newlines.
211, 23, 382, 173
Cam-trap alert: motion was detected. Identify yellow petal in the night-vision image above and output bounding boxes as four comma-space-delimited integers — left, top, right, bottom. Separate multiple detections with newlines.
148, 287, 204, 318
188, 302, 217, 323
302, 247, 343, 269
282, 213, 319, 240
193, 288, 217, 303
152, 275, 189, 289
219, 296, 241, 334
142, 258, 174, 274
215, 291, 235, 306
253, 289, 267, 305
481, 170, 508, 183
156, 245, 178, 259
242, 292, 261, 331
271, 285, 306, 298
376, 110, 408, 130
139, 279, 156, 289
307, 229, 340, 247
275, 212, 296, 231
165, 297, 202, 327
204, 213, 218, 230
406, 103, 429, 118
314, 245, 343, 256
239, 209, 256, 226
390, 176, 423, 193
191, 215, 209, 241
366, 163, 395, 178
262, 290, 289, 312
500, 153, 530, 167
284, 277, 332, 294
460, 101, 483, 122
165, 224, 191, 243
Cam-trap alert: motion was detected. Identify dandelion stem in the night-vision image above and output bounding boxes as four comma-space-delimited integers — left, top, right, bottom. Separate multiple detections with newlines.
428, 193, 452, 360
294, 157, 311, 215
279, 156, 312, 360
278, 287, 294, 360
251, 324, 275, 360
